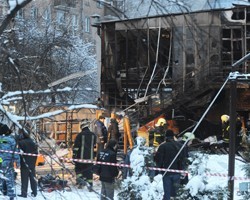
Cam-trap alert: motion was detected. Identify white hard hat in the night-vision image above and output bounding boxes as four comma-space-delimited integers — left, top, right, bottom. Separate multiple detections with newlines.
182, 132, 195, 141
80, 119, 90, 129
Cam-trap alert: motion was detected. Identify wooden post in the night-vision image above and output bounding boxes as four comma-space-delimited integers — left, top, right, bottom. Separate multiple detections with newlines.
123, 120, 128, 154
96, 109, 103, 119
124, 116, 133, 150
54, 121, 58, 140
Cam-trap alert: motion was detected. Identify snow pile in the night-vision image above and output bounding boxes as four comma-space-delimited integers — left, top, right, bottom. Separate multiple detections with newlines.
118, 137, 163, 200
184, 152, 246, 199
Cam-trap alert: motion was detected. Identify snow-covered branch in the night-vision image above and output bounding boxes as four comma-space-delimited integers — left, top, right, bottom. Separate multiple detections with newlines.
0, 0, 33, 35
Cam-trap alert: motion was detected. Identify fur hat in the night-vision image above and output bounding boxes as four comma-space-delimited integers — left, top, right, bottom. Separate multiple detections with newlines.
0, 124, 11, 135
99, 115, 105, 120
116, 114, 123, 120
165, 129, 174, 139
80, 119, 90, 129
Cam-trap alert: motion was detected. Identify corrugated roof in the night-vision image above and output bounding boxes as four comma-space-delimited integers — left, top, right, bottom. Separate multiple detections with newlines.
123, 0, 250, 19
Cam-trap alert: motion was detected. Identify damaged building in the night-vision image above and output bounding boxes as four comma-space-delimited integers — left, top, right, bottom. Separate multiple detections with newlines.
99, 1, 250, 136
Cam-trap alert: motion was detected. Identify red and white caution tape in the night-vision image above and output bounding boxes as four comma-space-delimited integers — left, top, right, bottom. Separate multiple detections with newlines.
206, 173, 250, 181
61, 157, 130, 168
2, 149, 250, 180
0, 149, 188, 174
0, 149, 43, 157
60, 157, 188, 174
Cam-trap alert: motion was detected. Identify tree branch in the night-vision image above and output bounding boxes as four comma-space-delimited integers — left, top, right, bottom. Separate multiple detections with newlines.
0, 0, 33, 35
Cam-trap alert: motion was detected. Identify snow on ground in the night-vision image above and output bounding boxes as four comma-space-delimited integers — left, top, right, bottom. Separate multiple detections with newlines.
0, 153, 248, 200
187, 153, 247, 200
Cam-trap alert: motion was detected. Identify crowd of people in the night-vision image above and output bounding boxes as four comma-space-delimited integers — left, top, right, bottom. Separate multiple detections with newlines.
72, 116, 190, 200
72, 114, 122, 198
73, 116, 245, 200
0, 113, 123, 200
0, 112, 249, 200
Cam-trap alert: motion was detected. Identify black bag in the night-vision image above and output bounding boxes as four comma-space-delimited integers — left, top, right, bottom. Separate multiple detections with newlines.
38, 174, 69, 192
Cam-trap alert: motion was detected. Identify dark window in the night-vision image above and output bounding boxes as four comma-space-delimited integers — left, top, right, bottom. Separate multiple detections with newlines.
222, 28, 243, 69
54, 0, 77, 8
232, 9, 245, 20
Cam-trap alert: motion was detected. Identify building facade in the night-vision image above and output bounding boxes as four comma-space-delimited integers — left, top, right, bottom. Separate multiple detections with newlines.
100, 2, 250, 135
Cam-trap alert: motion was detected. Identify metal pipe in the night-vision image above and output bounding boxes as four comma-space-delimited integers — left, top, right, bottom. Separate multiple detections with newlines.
232, 52, 250, 68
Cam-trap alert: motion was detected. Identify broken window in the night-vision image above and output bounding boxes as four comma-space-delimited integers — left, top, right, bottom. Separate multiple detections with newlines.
102, 24, 172, 109
222, 28, 243, 68
231, 9, 245, 20
115, 28, 172, 80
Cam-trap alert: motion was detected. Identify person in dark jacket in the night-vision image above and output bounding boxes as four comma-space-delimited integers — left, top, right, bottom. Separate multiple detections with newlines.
155, 130, 184, 200
73, 119, 96, 190
17, 129, 38, 198
96, 139, 119, 200
94, 115, 108, 155
108, 115, 121, 142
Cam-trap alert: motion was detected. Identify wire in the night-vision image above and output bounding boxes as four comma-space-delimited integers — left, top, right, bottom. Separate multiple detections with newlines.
144, 18, 162, 98
156, 28, 173, 94
162, 75, 229, 178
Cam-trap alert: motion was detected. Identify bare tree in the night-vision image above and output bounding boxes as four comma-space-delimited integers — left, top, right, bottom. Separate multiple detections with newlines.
0, 0, 33, 35
0, 1, 98, 117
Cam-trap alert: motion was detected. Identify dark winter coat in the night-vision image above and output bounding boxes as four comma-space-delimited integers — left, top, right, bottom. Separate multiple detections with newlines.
108, 119, 120, 142
149, 126, 166, 147
96, 146, 119, 183
18, 137, 38, 197
94, 120, 108, 144
73, 127, 96, 160
18, 137, 38, 169
154, 139, 184, 174
222, 119, 242, 145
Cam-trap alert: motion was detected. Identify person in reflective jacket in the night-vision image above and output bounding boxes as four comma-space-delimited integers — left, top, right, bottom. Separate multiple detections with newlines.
221, 114, 242, 150
149, 118, 168, 147
72, 119, 96, 190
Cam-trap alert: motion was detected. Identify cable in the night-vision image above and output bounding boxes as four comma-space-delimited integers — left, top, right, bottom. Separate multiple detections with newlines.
162, 76, 229, 178
144, 18, 162, 98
